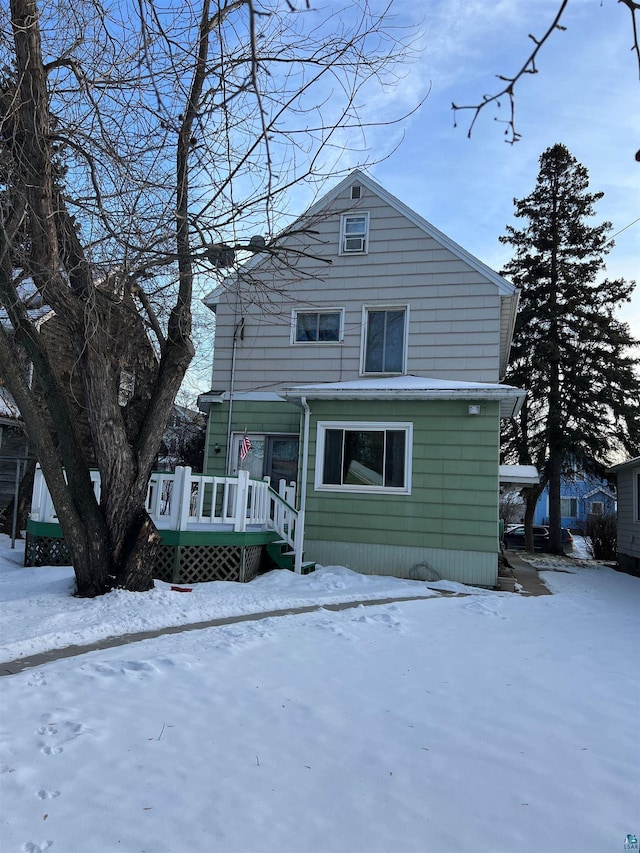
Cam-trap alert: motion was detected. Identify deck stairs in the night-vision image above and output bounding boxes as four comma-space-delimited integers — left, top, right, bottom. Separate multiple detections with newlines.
266, 539, 315, 574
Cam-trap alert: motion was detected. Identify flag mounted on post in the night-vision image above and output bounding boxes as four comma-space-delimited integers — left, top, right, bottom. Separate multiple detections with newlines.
240, 433, 252, 461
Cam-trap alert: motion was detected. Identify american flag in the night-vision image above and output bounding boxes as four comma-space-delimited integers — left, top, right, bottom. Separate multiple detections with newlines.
240, 434, 252, 460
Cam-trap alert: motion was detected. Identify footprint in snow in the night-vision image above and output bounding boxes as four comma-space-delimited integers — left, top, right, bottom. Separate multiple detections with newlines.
37, 719, 90, 755
22, 842, 53, 853
463, 599, 507, 619
36, 789, 60, 800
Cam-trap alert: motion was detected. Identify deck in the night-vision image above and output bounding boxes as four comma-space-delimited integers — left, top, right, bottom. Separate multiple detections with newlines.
27, 467, 310, 581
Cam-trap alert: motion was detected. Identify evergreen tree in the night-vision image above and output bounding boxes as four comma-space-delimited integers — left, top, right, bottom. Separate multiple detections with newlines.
500, 143, 640, 553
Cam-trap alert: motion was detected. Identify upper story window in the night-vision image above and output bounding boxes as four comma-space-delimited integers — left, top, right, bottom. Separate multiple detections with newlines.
340, 213, 369, 254
315, 421, 412, 495
361, 306, 408, 374
293, 309, 343, 344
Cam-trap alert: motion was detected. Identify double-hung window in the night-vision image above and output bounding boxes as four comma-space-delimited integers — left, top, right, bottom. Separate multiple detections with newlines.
340, 213, 369, 254
362, 306, 407, 374
315, 421, 412, 494
293, 309, 343, 343
560, 497, 578, 517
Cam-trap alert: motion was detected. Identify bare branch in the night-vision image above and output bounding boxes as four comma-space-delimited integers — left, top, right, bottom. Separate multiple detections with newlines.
452, 0, 570, 144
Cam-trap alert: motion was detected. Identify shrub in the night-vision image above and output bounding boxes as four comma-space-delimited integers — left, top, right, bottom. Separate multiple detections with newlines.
585, 513, 617, 561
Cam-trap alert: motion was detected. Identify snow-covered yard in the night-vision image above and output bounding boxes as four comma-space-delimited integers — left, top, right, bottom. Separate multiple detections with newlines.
0, 535, 638, 853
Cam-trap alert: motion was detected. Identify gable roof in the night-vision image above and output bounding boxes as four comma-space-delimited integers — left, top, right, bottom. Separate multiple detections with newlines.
304, 170, 517, 297
203, 169, 520, 379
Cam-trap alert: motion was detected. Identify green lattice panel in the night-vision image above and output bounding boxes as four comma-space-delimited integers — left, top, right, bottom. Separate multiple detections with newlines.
25, 533, 71, 567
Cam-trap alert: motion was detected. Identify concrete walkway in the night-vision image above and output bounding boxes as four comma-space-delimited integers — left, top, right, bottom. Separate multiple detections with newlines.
502, 550, 552, 596
1, 556, 550, 676
0, 591, 469, 677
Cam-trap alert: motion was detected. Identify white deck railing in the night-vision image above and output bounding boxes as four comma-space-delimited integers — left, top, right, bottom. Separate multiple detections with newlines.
30, 466, 304, 569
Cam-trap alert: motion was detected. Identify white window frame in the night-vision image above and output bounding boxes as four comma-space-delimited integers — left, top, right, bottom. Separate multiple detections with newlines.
291, 308, 345, 345
340, 212, 369, 255
560, 497, 578, 517
360, 304, 409, 376
590, 500, 604, 516
314, 421, 412, 495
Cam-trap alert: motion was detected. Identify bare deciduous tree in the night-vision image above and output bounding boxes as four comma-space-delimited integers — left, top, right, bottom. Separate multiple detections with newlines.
453, 0, 640, 146
0, 0, 416, 595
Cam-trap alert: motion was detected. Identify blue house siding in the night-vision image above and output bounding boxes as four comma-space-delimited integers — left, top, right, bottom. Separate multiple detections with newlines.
534, 474, 616, 530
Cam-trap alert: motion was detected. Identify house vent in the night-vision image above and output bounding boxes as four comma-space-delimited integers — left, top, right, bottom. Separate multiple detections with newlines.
350, 185, 361, 200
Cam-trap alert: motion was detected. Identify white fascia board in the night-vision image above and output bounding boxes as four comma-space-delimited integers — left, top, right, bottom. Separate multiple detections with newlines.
304, 170, 517, 298
608, 456, 640, 473
282, 377, 526, 418
224, 391, 288, 402
281, 384, 524, 403
499, 465, 539, 486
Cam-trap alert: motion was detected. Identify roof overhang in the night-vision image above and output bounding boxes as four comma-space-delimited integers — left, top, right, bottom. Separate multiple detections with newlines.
281, 375, 526, 418
608, 456, 640, 474
197, 390, 287, 413
499, 465, 539, 486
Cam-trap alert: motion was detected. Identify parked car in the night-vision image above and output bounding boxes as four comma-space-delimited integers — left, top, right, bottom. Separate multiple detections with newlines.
503, 524, 573, 554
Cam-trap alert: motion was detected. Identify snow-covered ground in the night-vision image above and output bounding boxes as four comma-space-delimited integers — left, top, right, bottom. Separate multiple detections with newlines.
0, 535, 638, 853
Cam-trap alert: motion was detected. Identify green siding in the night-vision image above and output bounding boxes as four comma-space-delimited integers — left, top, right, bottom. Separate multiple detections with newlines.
205, 399, 301, 476
305, 399, 500, 556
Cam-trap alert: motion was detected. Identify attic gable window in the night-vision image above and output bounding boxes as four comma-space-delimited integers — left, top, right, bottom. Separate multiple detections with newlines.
340, 213, 369, 254
293, 309, 343, 343
350, 185, 361, 200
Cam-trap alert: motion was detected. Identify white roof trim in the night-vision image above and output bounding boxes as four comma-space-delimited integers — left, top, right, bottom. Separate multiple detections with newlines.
499, 465, 539, 486
304, 170, 517, 297
582, 487, 617, 501
281, 374, 524, 410
608, 456, 640, 473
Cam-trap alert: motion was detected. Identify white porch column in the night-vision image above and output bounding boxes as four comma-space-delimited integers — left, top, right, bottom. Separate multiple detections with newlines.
173, 466, 193, 531
234, 469, 249, 532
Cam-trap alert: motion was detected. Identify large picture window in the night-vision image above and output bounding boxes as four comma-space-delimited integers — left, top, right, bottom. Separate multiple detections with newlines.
315, 422, 412, 494
362, 306, 407, 374
293, 309, 343, 343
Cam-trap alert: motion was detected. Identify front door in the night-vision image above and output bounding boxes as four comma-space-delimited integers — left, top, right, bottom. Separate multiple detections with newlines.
230, 433, 299, 487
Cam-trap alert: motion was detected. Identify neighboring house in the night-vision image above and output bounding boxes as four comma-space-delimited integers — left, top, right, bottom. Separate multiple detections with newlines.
0, 385, 30, 512
198, 170, 525, 587
156, 404, 206, 472
533, 472, 617, 531
608, 457, 640, 576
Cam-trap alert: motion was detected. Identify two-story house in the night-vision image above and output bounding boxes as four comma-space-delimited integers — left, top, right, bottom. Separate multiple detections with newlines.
198, 171, 525, 587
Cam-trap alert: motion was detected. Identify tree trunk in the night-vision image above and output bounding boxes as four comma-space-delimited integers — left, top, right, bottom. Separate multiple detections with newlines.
547, 450, 564, 554
523, 486, 540, 552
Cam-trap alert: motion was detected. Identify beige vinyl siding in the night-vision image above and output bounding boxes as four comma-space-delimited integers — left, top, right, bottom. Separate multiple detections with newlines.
211, 183, 505, 391
303, 399, 500, 581
616, 463, 640, 561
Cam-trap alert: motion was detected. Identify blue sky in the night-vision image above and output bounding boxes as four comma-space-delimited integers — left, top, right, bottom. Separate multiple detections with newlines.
345, 0, 639, 330
189, 0, 639, 395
